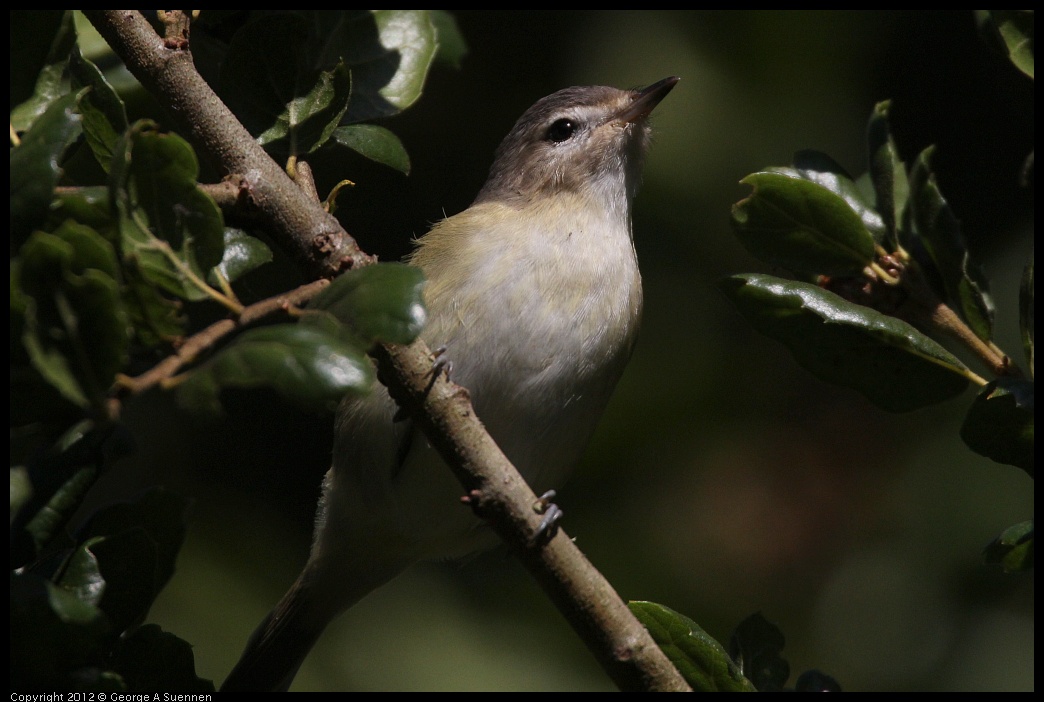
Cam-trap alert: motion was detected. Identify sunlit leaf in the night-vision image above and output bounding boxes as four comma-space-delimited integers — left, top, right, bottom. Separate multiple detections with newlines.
718, 274, 971, 412
731, 171, 876, 277
629, 601, 755, 692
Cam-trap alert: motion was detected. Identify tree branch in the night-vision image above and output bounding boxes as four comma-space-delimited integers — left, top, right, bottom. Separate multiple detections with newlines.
85, 10, 689, 691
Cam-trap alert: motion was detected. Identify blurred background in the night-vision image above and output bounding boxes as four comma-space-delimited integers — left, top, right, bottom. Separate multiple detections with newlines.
64, 11, 1033, 691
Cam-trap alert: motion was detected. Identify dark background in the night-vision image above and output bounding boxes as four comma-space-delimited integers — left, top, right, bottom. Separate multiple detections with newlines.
43, 11, 1034, 691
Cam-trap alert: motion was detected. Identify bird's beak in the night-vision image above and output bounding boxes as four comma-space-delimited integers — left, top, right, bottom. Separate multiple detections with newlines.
615, 76, 680, 124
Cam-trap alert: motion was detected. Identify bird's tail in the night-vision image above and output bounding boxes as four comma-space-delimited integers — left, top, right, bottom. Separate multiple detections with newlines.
220, 576, 328, 692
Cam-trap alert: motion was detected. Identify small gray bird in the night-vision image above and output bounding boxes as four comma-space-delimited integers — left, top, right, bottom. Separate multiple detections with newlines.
222, 76, 679, 691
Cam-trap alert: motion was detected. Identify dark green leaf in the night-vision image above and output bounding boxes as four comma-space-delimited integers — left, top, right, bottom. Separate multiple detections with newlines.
56, 536, 107, 607
110, 122, 225, 301
113, 624, 215, 693
983, 521, 1034, 573
308, 263, 427, 345
731, 171, 876, 276
10, 571, 113, 690
331, 123, 412, 174
960, 378, 1034, 475
177, 323, 375, 414
866, 100, 908, 249
51, 185, 116, 236
794, 670, 843, 692
629, 601, 755, 692
1020, 259, 1034, 377
80, 488, 191, 594
10, 467, 33, 521
780, 151, 886, 242
69, 45, 129, 173
10, 91, 84, 249
718, 274, 971, 412
906, 146, 994, 341
24, 462, 100, 556
9, 10, 77, 132
85, 528, 161, 633
728, 613, 790, 692
18, 224, 129, 408
431, 10, 468, 68
977, 10, 1034, 79
210, 228, 273, 285
219, 15, 352, 159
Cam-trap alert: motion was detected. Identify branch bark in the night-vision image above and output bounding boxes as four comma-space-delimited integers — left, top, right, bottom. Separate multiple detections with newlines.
84, 10, 690, 692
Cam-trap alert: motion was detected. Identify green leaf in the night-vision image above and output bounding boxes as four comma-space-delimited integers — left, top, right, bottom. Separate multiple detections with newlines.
9, 10, 77, 132
431, 10, 468, 68
210, 228, 273, 285
18, 224, 129, 409
52, 185, 186, 346
79, 488, 191, 594
55, 536, 107, 607
24, 463, 100, 557
977, 10, 1034, 80
718, 274, 971, 412
219, 15, 352, 159
983, 521, 1034, 573
84, 528, 161, 633
960, 378, 1034, 475
308, 262, 427, 345
1020, 259, 1034, 377
728, 612, 790, 691
866, 100, 908, 249
177, 323, 375, 414
69, 45, 129, 173
113, 624, 215, 692
629, 601, 755, 692
342, 10, 438, 123
51, 185, 116, 236
785, 150, 886, 242
10, 91, 84, 249
731, 171, 876, 276
110, 122, 225, 301
10, 467, 33, 521
10, 571, 113, 690
906, 146, 994, 342
331, 123, 412, 174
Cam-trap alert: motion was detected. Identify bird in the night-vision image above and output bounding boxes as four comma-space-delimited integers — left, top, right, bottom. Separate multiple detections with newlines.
222, 75, 679, 691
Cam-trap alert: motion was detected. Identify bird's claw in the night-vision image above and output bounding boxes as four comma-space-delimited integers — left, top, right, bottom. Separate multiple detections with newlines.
533, 490, 563, 544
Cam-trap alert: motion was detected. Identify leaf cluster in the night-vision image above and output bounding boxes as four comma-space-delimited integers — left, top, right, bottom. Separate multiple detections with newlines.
722, 10, 1033, 573
10, 10, 451, 690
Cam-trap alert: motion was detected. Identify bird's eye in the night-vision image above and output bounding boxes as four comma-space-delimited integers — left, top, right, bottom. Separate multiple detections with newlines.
546, 118, 577, 143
